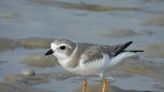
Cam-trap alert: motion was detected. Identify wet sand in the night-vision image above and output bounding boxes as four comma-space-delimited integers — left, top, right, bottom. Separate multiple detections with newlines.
1, 0, 164, 92
0, 82, 55, 92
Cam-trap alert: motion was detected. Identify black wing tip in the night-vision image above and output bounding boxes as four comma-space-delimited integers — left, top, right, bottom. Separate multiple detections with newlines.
123, 41, 133, 49
124, 41, 144, 53
114, 41, 133, 56
126, 41, 133, 45
125, 50, 144, 53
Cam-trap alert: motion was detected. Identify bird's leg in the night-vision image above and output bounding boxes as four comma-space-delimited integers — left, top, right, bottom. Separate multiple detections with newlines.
82, 79, 87, 92
101, 78, 108, 92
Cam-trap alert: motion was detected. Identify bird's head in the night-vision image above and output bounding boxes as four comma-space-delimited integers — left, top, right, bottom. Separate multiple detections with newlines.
45, 39, 76, 61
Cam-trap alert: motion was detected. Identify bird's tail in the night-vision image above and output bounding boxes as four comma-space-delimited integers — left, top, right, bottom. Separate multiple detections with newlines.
124, 50, 144, 53
109, 42, 144, 66
108, 51, 143, 67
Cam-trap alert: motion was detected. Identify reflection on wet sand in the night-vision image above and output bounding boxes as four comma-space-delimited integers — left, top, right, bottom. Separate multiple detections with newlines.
142, 16, 164, 27
143, 42, 164, 58
97, 28, 140, 38
0, 82, 55, 92
30, 0, 142, 12
73, 83, 152, 92
0, 60, 8, 65
30, 0, 164, 14
4, 72, 76, 85
0, 37, 54, 51
20, 54, 58, 67
0, 37, 17, 51
109, 57, 164, 82
18, 37, 55, 49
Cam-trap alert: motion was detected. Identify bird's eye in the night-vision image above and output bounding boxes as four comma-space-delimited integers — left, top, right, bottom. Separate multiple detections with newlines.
60, 46, 66, 50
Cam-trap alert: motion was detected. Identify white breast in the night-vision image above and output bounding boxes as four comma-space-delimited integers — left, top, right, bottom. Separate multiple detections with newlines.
66, 54, 110, 76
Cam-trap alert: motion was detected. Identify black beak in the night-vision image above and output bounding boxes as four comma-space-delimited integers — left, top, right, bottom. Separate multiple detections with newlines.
45, 49, 54, 55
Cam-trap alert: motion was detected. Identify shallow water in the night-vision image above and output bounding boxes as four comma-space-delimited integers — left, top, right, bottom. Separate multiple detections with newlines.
0, 0, 164, 92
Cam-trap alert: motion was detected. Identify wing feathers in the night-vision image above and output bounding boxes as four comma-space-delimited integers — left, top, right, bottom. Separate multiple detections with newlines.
114, 41, 133, 56
78, 41, 143, 65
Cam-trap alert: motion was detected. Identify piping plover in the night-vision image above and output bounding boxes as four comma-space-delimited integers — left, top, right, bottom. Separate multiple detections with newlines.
45, 39, 143, 92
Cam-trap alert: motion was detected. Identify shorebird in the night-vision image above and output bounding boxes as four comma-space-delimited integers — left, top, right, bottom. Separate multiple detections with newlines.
45, 39, 143, 92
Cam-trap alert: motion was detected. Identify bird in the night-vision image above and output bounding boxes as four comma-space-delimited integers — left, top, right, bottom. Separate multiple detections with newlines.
45, 39, 143, 92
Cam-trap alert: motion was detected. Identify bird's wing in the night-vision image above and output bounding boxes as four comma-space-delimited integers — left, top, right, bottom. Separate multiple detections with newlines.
102, 41, 133, 56
67, 43, 93, 68
80, 41, 133, 64
81, 46, 104, 64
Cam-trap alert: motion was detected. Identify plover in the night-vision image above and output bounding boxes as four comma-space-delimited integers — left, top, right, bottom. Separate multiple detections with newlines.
45, 39, 143, 92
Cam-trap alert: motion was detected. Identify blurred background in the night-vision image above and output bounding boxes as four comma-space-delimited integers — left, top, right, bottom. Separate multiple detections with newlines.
0, 0, 164, 92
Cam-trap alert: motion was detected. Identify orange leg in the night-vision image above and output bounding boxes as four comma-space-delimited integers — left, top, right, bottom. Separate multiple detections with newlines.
101, 78, 108, 92
82, 79, 87, 92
